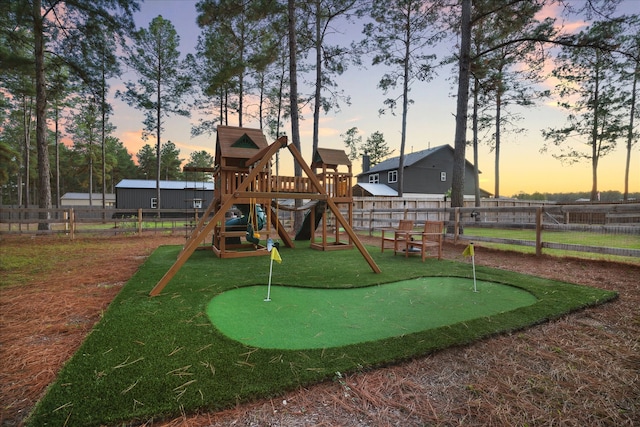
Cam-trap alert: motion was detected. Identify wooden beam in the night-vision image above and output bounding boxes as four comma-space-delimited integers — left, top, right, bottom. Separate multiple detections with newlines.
234, 191, 328, 201
245, 135, 288, 167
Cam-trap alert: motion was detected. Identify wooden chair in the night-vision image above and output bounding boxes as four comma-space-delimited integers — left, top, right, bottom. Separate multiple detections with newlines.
403, 221, 444, 261
381, 219, 414, 253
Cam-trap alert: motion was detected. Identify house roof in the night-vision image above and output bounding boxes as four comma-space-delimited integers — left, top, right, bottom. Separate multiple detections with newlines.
116, 179, 214, 190
361, 145, 448, 175
353, 183, 398, 196
361, 144, 481, 176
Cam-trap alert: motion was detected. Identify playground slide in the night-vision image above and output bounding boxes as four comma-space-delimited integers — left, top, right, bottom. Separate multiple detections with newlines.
294, 201, 327, 241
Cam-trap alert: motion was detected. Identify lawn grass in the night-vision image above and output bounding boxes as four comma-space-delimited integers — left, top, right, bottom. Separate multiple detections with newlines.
462, 226, 640, 248
461, 227, 640, 262
27, 243, 617, 426
0, 238, 99, 287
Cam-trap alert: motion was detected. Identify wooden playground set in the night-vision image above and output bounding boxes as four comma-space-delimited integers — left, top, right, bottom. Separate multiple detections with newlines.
150, 126, 380, 296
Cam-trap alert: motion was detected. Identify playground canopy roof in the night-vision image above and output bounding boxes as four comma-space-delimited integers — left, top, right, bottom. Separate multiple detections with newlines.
215, 125, 269, 168
312, 148, 351, 169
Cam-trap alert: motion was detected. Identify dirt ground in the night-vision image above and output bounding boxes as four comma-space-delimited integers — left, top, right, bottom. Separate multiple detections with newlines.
1, 233, 638, 426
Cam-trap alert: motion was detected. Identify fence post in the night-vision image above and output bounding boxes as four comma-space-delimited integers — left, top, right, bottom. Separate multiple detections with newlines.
69, 208, 75, 240
536, 207, 542, 256
138, 208, 143, 236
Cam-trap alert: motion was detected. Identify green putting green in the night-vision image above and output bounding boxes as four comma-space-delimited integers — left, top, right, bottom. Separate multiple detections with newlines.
207, 277, 538, 349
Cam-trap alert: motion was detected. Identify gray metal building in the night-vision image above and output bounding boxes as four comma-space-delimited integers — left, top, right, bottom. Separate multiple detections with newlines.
115, 179, 214, 213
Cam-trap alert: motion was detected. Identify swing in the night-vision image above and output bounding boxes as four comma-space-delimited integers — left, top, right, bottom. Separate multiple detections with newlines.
246, 198, 261, 245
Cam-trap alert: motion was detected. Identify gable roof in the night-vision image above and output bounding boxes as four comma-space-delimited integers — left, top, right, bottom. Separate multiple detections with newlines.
215, 125, 268, 162
361, 145, 449, 175
312, 148, 351, 169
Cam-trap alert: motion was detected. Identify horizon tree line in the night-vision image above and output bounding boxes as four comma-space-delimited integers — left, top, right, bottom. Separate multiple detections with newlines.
0, 0, 638, 228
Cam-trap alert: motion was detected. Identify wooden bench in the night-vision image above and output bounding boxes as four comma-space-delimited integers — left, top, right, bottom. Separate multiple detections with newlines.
402, 221, 444, 261
381, 219, 414, 253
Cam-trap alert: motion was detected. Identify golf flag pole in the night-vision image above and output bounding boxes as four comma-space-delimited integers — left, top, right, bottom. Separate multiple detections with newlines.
463, 242, 477, 292
265, 246, 282, 301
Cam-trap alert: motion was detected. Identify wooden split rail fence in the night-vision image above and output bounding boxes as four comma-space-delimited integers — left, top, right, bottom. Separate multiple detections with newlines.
1, 202, 639, 261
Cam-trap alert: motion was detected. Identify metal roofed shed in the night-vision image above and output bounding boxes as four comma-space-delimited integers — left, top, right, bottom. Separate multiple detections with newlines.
115, 179, 214, 215
61, 192, 115, 207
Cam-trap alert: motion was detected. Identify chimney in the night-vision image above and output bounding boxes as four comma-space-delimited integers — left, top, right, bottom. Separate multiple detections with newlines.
362, 154, 370, 173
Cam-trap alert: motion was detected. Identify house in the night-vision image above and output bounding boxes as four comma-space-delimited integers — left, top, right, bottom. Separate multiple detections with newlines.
356, 145, 487, 197
61, 192, 116, 207
115, 179, 214, 214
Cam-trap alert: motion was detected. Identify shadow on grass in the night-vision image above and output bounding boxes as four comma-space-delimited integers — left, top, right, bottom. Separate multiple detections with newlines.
27, 243, 617, 426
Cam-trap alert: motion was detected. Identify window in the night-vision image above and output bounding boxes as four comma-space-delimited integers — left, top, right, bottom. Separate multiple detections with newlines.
440, 171, 447, 182
150, 197, 157, 208
368, 173, 379, 184
193, 199, 203, 209
388, 170, 397, 183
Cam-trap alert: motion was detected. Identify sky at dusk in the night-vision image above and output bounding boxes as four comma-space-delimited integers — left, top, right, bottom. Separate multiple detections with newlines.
109, 0, 640, 197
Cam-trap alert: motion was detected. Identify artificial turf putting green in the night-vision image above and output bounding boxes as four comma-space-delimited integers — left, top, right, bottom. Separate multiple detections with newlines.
26, 243, 618, 427
208, 278, 537, 349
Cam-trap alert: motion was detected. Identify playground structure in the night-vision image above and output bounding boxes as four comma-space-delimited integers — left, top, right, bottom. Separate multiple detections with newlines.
150, 126, 380, 296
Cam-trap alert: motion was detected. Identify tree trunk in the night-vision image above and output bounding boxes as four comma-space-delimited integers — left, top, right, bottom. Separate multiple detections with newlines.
590, 58, 601, 201
288, 0, 303, 229
89, 134, 94, 207
398, 9, 412, 198
238, 24, 245, 127
312, 0, 321, 159
55, 102, 60, 209
472, 77, 480, 207
451, 0, 472, 210
101, 51, 107, 217
33, 0, 52, 230
623, 59, 638, 201
494, 87, 501, 198
22, 96, 30, 209
156, 74, 162, 217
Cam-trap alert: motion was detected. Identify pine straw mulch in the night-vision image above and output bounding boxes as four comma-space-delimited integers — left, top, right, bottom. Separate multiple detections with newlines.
1, 233, 638, 426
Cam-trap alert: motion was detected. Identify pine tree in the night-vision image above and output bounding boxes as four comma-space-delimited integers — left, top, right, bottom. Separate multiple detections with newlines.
360, 0, 445, 196
3, 0, 138, 229
118, 16, 191, 214
542, 20, 627, 201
